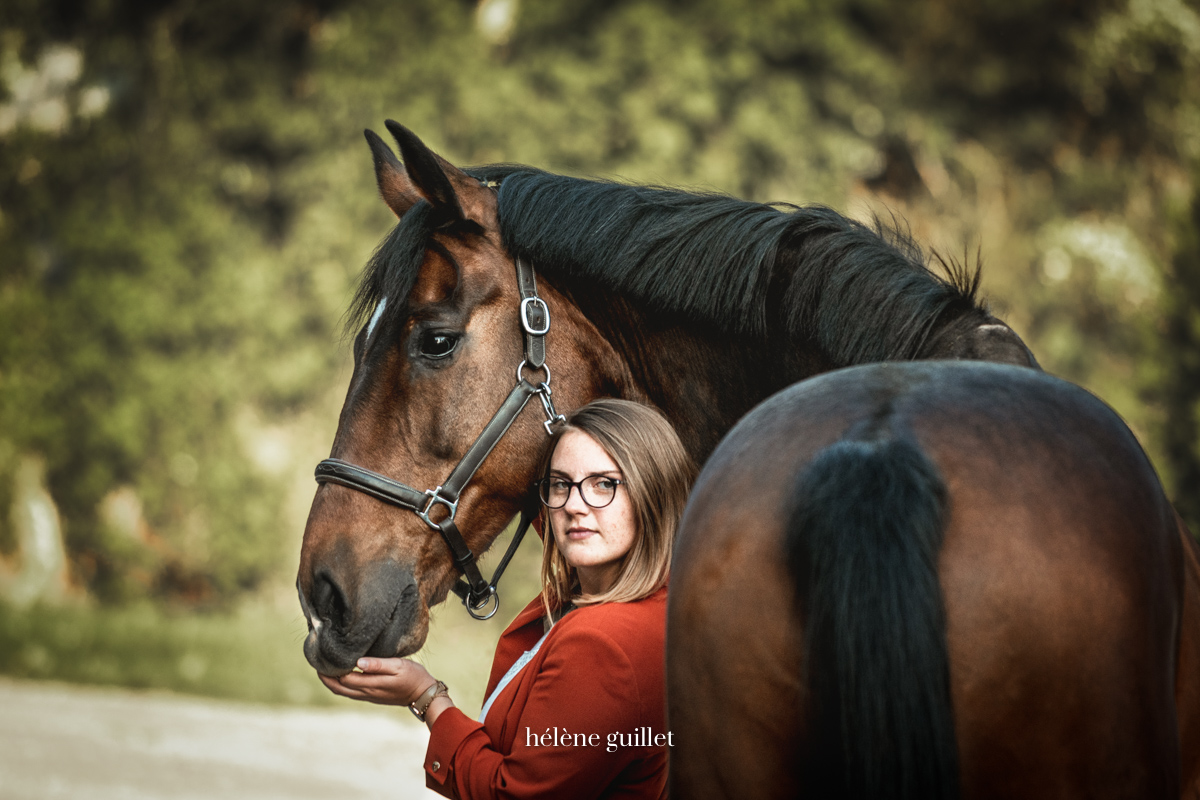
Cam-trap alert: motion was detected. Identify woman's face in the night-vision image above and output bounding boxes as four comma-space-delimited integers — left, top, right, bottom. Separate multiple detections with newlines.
547, 429, 637, 596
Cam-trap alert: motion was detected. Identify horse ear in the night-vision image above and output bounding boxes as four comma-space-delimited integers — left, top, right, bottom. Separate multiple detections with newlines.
384, 120, 466, 221
365, 128, 420, 218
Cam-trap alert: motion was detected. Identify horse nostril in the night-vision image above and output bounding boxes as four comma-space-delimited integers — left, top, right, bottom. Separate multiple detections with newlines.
312, 569, 351, 631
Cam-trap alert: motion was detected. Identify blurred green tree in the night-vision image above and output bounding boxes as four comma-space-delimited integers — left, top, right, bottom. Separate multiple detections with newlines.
0, 0, 351, 602
1157, 169, 1200, 530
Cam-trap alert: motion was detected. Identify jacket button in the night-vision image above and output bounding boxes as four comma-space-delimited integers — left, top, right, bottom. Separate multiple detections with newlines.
431, 761, 441, 773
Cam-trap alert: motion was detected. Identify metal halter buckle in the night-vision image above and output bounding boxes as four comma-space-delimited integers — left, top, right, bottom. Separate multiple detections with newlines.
520, 297, 551, 336
417, 486, 458, 530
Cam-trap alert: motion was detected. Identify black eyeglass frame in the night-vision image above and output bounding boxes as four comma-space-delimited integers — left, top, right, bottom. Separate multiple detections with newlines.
536, 474, 625, 509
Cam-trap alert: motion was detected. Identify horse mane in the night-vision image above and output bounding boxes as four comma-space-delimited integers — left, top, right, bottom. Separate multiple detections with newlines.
349, 164, 983, 365
471, 166, 982, 364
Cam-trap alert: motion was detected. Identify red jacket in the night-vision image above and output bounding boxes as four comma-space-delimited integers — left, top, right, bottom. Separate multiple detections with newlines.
424, 586, 669, 799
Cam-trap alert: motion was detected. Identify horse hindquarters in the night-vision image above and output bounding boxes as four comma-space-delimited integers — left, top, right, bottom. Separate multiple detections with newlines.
786, 432, 959, 800
665, 422, 959, 800
668, 363, 1182, 800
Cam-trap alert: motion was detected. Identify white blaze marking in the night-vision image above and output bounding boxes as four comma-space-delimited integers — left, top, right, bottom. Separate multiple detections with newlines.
366, 296, 388, 339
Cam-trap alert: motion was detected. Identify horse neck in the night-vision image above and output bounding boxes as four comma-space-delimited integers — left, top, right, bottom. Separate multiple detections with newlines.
539, 218, 1026, 460
550, 279, 826, 462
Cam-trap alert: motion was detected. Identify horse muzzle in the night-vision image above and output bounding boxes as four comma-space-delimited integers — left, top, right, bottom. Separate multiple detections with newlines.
298, 559, 424, 675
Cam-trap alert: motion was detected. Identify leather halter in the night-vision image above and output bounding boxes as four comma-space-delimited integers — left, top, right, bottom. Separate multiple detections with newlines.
313, 256, 565, 620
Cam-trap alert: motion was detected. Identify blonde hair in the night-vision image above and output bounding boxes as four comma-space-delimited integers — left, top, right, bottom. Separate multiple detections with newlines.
536, 399, 695, 621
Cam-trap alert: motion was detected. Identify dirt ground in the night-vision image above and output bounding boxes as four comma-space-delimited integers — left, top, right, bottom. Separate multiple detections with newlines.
0, 677, 433, 799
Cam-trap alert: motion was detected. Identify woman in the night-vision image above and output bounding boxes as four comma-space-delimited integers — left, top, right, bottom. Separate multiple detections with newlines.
320, 398, 695, 799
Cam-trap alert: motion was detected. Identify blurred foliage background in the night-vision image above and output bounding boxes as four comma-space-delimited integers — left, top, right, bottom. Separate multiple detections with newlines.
0, 0, 1197, 705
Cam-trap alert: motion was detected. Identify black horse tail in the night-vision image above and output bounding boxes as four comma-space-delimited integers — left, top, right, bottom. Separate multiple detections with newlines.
785, 425, 960, 800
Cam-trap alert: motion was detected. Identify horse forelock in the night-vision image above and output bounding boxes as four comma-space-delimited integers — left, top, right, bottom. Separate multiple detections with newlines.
469, 166, 983, 363
346, 190, 498, 344
344, 201, 437, 342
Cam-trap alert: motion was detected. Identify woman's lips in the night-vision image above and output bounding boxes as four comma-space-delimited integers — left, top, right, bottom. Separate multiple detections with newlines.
567, 528, 596, 540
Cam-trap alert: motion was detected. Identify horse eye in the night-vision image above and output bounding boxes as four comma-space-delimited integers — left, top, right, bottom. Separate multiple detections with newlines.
418, 331, 458, 359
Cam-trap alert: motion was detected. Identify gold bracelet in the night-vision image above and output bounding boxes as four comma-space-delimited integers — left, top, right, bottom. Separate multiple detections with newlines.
409, 680, 449, 722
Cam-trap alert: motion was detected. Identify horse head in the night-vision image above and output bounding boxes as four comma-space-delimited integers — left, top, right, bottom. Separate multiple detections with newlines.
297, 123, 624, 675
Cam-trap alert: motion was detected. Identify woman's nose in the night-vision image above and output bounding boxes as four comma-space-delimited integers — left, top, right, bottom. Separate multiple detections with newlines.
562, 484, 591, 514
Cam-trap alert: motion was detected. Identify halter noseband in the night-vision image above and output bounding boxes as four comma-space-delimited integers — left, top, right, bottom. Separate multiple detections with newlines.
313, 256, 565, 620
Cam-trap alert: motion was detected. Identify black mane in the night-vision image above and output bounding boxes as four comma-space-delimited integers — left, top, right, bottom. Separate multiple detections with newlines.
476, 166, 980, 364
351, 164, 982, 365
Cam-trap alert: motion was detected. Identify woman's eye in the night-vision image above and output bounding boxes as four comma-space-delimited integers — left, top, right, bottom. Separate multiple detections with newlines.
548, 479, 570, 491
418, 331, 459, 359
595, 478, 617, 491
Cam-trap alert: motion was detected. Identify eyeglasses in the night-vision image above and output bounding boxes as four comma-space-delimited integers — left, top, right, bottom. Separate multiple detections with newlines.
537, 474, 624, 509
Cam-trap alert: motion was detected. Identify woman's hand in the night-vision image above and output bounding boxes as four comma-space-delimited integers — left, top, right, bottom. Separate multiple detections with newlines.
318, 657, 437, 707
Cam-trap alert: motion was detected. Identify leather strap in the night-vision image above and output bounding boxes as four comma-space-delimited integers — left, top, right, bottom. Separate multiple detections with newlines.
441, 380, 539, 502
516, 257, 548, 369
316, 380, 538, 513
409, 680, 449, 722
314, 459, 427, 510
449, 504, 535, 606
438, 518, 488, 598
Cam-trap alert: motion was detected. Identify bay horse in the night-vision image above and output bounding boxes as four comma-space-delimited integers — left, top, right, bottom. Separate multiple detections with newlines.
295, 122, 1199, 795
668, 360, 1200, 799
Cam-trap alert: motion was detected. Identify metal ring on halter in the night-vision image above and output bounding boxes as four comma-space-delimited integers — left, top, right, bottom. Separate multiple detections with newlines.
516, 360, 551, 386
464, 585, 499, 620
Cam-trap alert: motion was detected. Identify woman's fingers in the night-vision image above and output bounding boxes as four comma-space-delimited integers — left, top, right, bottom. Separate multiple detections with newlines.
315, 658, 437, 706
355, 656, 421, 676
318, 672, 369, 700
355, 656, 398, 673
337, 670, 403, 690
319, 672, 396, 703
